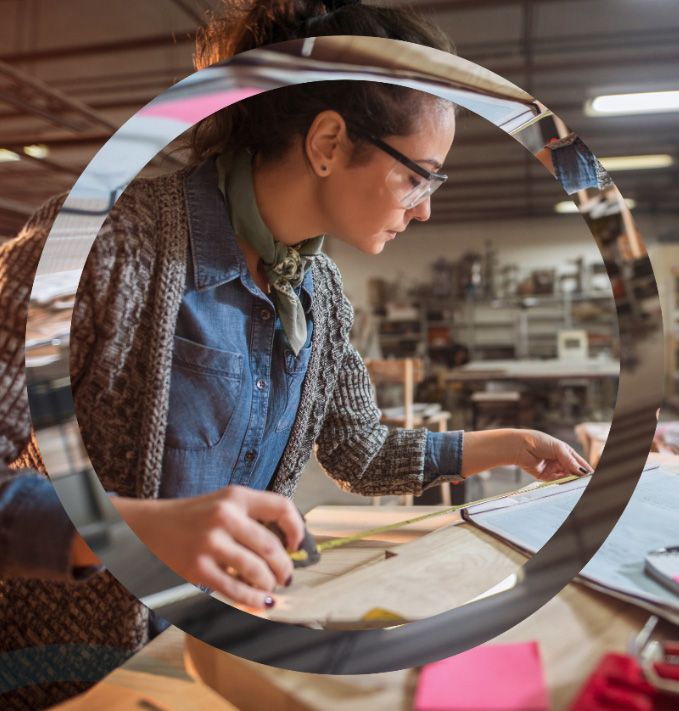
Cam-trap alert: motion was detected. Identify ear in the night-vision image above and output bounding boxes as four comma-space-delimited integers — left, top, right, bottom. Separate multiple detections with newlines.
304, 110, 349, 177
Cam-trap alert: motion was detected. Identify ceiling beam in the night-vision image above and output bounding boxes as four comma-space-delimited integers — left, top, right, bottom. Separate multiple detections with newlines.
461, 27, 679, 63
0, 132, 112, 149
0, 196, 36, 217
51, 66, 190, 91
0, 60, 117, 133
426, 203, 679, 223
410, 0, 565, 11
465, 48, 679, 79
0, 32, 196, 64
14, 151, 83, 176
168, 0, 207, 26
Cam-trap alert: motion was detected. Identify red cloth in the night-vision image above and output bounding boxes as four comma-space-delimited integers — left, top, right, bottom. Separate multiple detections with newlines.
568, 653, 678, 711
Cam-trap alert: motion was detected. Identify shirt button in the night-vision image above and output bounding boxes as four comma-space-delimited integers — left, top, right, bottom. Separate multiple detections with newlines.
260, 309, 272, 321
244, 450, 256, 462
256, 378, 267, 390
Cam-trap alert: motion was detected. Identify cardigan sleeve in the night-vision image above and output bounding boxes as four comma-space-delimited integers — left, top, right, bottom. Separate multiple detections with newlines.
0, 195, 99, 581
314, 341, 464, 496
0, 467, 79, 580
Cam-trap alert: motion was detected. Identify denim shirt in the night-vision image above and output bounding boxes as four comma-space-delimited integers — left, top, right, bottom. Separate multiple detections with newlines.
159, 158, 314, 498
0, 159, 462, 583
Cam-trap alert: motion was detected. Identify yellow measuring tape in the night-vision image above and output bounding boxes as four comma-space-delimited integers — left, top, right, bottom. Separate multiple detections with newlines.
290, 474, 581, 563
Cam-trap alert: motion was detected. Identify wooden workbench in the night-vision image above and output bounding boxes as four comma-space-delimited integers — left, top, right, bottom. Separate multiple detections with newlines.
443, 357, 620, 383
57, 453, 679, 710
576, 420, 679, 468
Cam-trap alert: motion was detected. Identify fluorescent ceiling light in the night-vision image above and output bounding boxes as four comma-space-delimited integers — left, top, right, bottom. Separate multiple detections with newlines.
587, 90, 679, 116
600, 154, 673, 171
555, 198, 636, 214
0, 148, 21, 162
555, 200, 580, 214
23, 144, 49, 159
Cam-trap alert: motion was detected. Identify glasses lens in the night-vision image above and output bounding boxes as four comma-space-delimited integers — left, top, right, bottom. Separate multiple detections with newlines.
405, 178, 445, 209
384, 163, 428, 208
385, 162, 444, 209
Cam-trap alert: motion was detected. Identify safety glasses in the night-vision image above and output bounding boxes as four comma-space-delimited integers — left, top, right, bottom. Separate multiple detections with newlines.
367, 135, 448, 209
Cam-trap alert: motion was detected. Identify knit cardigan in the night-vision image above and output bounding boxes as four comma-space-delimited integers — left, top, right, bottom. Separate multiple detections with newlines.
0, 166, 432, 707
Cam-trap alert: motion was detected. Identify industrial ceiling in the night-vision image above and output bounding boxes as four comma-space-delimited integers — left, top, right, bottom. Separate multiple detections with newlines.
1, 0, 678, 237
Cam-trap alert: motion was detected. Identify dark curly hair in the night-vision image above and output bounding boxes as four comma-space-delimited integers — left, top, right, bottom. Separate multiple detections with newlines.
190, 1, 456, 164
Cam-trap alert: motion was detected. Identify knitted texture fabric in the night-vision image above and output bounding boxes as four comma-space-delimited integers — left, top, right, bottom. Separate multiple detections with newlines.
0, 195, 149, 709
0, 166, 429, 707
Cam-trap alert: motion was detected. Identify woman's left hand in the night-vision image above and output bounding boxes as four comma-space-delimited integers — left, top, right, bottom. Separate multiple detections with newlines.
510, 429, 593, 481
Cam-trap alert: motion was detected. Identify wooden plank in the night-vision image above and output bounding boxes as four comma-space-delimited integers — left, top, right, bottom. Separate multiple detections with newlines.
184, 634, 415, 711
264, 522, 524, 627
54, 628, 238, 711
53, 671, 239, 710
304, 505, 461, 540
289, 506, 462, 590
217, 506, 465, 621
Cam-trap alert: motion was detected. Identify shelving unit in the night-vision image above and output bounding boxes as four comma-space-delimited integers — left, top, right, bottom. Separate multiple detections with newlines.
375, 292, 617, 362
376, 309, 424, 359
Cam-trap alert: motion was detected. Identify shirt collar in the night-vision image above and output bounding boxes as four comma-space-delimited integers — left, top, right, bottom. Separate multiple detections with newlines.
184, 157, 314, 306
185, 157, 242, 290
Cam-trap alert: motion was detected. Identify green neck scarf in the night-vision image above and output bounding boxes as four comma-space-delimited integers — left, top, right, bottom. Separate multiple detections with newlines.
216, 150, 324, 355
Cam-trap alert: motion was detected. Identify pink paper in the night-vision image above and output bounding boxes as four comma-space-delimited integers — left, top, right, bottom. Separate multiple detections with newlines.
414, 642, 548, 711
140, 89, 262, 123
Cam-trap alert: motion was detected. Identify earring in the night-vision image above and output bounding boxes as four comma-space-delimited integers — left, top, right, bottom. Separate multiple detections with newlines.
320, 164, 328, 172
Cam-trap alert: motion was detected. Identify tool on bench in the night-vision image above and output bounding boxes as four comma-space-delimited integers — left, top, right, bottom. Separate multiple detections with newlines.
267, 515, 320, 569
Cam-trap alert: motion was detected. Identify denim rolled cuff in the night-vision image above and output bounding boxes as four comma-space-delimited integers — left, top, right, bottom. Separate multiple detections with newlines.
0, 474, 82, 581
549, 135, 613, 195
423, 430, 464, 486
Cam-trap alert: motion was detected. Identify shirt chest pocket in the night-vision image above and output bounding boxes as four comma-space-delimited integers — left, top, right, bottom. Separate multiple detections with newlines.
165, 335, 244, 450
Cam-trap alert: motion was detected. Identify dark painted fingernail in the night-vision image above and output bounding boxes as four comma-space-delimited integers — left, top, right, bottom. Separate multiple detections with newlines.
264, 596, 275, 608
285, 576, 292, 587
579, 466, 589, 474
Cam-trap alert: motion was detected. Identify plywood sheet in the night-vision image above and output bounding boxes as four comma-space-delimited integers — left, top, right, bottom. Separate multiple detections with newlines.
255, 509, 525, 627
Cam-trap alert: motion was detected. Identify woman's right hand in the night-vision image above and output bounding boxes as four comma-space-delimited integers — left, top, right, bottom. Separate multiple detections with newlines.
111, 486, 304, 609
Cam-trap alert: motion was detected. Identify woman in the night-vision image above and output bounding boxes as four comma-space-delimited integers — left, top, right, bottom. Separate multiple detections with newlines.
0, 1, 591, 706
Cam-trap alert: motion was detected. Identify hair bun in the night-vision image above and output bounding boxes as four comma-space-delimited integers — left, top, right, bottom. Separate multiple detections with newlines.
323, 0, 361, 10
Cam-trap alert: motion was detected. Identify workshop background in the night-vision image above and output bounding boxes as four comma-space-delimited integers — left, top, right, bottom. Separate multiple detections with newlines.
2, 0, 679, 509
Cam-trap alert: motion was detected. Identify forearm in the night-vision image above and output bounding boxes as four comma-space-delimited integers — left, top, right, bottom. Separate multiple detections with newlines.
461, 429, 520, 478
109, 495, 170, 545
462, 428, 591, 481
110, 494, 156, 520
109, 486, 302, 609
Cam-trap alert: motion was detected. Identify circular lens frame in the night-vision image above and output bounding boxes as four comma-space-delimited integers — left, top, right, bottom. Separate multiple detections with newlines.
25, 36, 663, 674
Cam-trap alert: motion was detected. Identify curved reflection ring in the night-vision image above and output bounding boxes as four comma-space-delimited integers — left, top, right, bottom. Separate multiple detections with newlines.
26, 36, 664, 673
